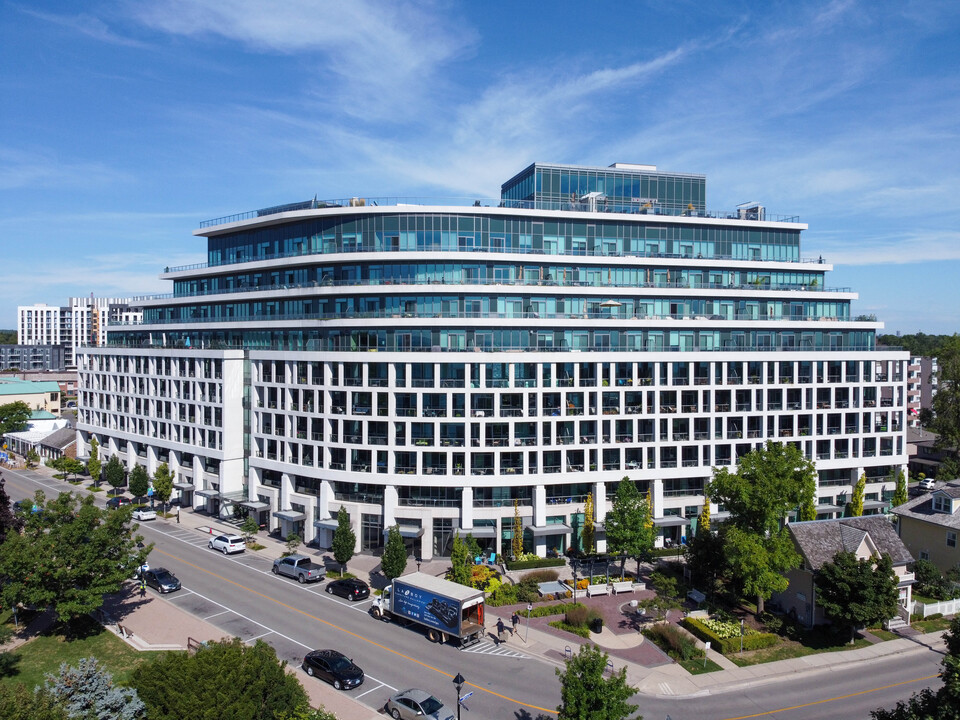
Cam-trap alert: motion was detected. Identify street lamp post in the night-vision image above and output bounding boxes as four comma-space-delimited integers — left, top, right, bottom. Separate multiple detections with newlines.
453, 672, 465, 720
740, 618, 745, 655
525, 602, 533, 643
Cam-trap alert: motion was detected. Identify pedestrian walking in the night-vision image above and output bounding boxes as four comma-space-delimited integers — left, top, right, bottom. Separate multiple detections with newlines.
496, 617, 506, 645
511, 611, 520, 636
176, 507, 180, 524
139, 578, 147, 598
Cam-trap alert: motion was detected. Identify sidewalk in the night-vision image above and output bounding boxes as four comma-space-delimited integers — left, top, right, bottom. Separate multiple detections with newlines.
18, 464, 954, 705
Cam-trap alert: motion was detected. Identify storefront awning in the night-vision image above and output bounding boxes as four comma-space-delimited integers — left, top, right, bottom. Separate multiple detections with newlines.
653, 516, 689, 528
314, 518, 340, 531
457, 526, 497, 538
274, 510, 306, 522
817, 504, 844, 513
241, 500, 270, 511
863, 500, 890, 510
173, 482, 194, 490
384, 525, 424, 538
529, 523, 572, 537
195, 488, 220, 499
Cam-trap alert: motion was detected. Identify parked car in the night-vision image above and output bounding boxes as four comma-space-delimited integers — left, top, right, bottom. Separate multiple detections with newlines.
302, 649, 364, 690
142, 567, 181, 593
272, 554, 325, 583
919, 478, 936, 491
209, 534, 246, 555
326, 578, 370, 601
385, 689, 455, 720
106, 496, 132, 509
132, 507, 157, 521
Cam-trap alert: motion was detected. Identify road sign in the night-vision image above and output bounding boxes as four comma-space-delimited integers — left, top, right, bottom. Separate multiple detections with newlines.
459, 691, 474, 705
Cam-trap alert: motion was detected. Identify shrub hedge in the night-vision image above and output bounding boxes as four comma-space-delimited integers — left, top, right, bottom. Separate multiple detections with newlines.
682, 617, 779, 654
521, 569, 560, 583
506, 557, 566, 571
642, 623, 701, 661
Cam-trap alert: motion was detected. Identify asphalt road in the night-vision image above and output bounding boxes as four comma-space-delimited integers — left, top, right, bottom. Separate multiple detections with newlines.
3, 467, 946, 719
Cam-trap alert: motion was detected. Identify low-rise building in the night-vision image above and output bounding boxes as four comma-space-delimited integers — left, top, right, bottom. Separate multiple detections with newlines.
774, 515, 914, 628
892, 481, 960, 575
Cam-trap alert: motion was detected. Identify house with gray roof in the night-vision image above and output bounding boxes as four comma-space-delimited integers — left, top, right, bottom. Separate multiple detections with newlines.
773, 515, 914, 629
892, 480, 960, 575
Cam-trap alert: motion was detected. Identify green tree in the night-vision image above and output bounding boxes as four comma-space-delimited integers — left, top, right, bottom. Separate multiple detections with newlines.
0, 683, 69, 720
710, 441, 817, 536
331, 505, 355, 573
799, 472, 818, 522
381, 524, 408, 580
274, 708, 339, 720
685, 526, 728, 594
555, 644, 638, 720
699, 486, 711, 532
240, 515, 260, 544
817, 551, 899, 644
849, 473, 866, 517
284, 532, 302, 554
128, 464, 150, 503
104, 455, 126, 495
511, 499, 524, 559
152, 463, 173, 513
45, 656, 145, 719
26, 448, 40, 468
723, 525, 797, 615
873, 617, 960, 719
605, 478, 655, 577
581, 492, 595, 554
891, 468, 908, 508
0, 477, 24, 543
61, 457, 86, 482
449, 533, 472, 587
0, 401, 31, 435
931, 336, 960, 464
0, 491, 150, 624
131, 637, 308, 720
87, 438, 101, 487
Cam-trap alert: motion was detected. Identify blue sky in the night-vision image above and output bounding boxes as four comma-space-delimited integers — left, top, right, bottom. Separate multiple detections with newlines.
2, 0, 959, 334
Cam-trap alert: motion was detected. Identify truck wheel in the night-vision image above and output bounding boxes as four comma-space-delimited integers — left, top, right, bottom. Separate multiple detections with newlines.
371, 607, 382, 620
297, 574, 306, 584
427, 629, 440, 643
272, 565, 279, 575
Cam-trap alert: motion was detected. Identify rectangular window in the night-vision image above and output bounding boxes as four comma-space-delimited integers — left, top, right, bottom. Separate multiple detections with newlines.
948, 532, 957, 548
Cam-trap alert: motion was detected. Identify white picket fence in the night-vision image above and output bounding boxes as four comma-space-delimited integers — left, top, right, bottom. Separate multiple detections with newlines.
912, 597, 960, 618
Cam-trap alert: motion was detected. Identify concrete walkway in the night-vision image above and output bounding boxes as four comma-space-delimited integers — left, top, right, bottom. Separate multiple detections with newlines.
10, 464, 954, 712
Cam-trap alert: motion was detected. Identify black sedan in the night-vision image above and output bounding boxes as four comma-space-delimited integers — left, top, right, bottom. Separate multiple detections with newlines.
106, 496, 132, 509
302, 649, 364, 690
142, 567, 181, 593
325, 578, 370, 601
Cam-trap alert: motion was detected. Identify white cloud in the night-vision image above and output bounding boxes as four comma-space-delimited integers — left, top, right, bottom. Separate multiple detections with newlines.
0, 147, 130, 191
126, 0, 476, 123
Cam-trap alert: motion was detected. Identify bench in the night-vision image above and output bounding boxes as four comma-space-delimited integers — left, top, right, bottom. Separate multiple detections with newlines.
611, 581, 635, 594
586, 584, 609, 597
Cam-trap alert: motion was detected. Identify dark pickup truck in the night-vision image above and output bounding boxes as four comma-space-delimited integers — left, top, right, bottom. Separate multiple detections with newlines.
272, 554, 326, 583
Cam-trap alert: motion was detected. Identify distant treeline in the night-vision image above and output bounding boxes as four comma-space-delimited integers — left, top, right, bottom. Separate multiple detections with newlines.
878, 332, 959, 356
0, 330, 16, 345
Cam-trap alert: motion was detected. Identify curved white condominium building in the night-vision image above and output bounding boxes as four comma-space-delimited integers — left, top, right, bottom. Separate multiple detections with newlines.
78, 162, 907, 559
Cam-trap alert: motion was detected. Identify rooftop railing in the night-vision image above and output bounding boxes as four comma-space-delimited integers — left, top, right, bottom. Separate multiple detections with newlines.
199, 196, 802, 228
163, 245, 825, 275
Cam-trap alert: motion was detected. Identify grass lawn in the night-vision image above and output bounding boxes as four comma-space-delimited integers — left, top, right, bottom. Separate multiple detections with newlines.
912, 616, 954, 634
727, 633, 872, 667
679, 657, 724, 674
868, 628, 899, 642
0, 615, 165, 691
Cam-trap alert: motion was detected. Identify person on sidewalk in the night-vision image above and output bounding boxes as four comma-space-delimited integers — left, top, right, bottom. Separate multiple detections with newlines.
176, 508, 180, 524
496, 617, 506, 645
139, 578, 147, 598
511, 611, 520, 636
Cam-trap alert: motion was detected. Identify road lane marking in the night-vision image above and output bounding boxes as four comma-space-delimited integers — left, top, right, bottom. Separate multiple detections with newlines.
154, 546, 553, 716
720, 673, 942, 720
203, 610, 232, 620
244, 631, 273, 643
